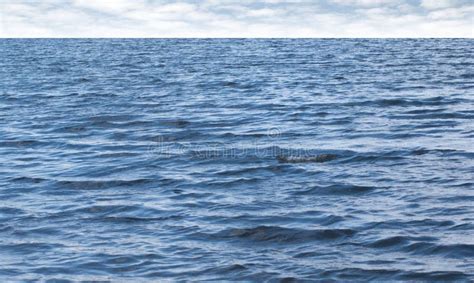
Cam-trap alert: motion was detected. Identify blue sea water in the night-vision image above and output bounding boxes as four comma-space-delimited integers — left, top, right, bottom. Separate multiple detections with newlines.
0, 39, 473, 281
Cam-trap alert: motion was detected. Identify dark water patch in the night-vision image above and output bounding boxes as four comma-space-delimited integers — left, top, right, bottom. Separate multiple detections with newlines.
449, 223, 474, 230
294, 184, 378, 196
367, 235, 437, 248
87, 114, 145, 122
342, 96, 463, 108
370, 236, 409, 248
55, 179, 154, 190
93, 152, 141, 158
0, 207, 26, 218
101, 214, 182, 223
169, 191, 214, 201
413, 120, 460, 129
403, 242, 474, 258
0, 140, 43, 148
321, 268, 469, 281
363, 219, 457, 230
11, 227, 62, 237
389, 112, 472, 120
404, 108, 448, 114
397, 271, 469, 281
407, 219, 456, 227
10, 176, 48, 184
215, 226, 356, 243
50, 125, 87, 133
319, 267, 400, 280
64, 205, 175, 222
158, 119, 191, 128
0, 268, 21, 277
0, 242, 64, 255
413, 148, 474, 159
146, 130, 207, 142
341, 152, 406, 163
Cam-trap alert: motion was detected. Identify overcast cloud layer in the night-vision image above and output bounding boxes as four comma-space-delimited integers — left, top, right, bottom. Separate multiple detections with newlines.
1, 0, 473, 37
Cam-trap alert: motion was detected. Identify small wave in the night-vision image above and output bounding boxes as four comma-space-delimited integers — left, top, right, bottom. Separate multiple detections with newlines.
101, 215, 182, 223
214, 165, 284, 176
294, 184, 377, 196
61, 204, 180, 223
320, 267, 468, 281
0, 207, 26, 216
390, 112, 472, 120
55, 179, 153, 190
0, 242, 64, 255
0, 140, 42, 148
342, 152, 405, 163
363, 219, 456, 230
200, 177, 262, 188
94, 152, 140, 158
2, 39, 473, 281
216, 226, 356, 243
11, 176, 48, 183
343, 96, 465, 108
87, 114, 144, 122
50, 125, 87, 133
367, 235, 436, 248
158, 119, 190, 128
403, 242, 474, 258
277, 154, 338, 163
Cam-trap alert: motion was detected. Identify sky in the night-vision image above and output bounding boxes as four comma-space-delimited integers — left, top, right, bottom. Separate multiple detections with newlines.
0, 0, 473, 37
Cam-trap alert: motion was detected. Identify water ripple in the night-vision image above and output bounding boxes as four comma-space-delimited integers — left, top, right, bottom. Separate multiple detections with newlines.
1, 39, 473, 281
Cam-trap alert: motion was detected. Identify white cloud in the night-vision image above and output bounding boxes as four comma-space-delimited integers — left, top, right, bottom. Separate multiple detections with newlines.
428, 6, 474, 19
72, 0, 143, 13
331, 0, 400, 7
0, 0, 473, 37
421, 0, 458, 10
246, 8, 282, 17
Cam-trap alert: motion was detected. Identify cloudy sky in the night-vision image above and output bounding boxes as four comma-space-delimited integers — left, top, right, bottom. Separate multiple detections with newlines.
1, 0, 473, 37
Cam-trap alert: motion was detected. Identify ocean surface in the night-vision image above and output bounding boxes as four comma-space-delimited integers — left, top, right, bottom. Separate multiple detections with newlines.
0, 39, 473, 281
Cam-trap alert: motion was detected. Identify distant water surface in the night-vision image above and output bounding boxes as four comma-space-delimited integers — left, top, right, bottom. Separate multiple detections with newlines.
0, 39, 473, 281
